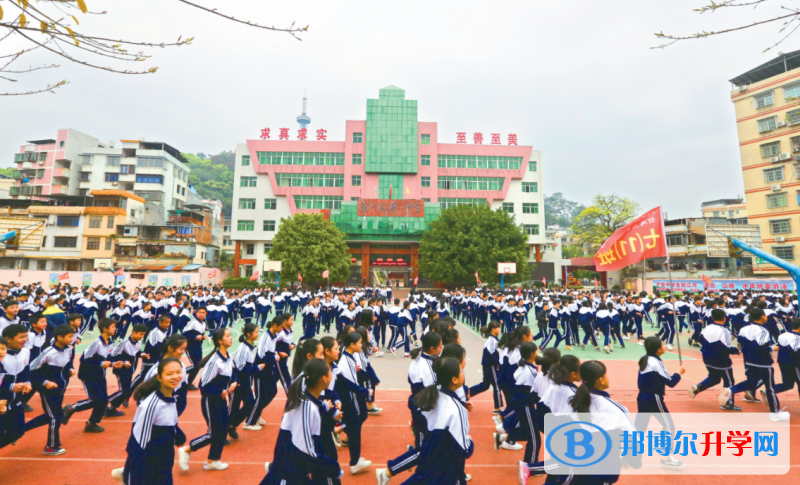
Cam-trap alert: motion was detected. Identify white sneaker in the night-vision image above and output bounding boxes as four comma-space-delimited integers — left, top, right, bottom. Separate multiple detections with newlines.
637, 341, 645, 346
243, 424, 262, 431
178, 447, 190, 471
111, 468, 125, 485
203, 461, 229, 471
376, 468, 391, 485
264, 462, 271, 472
257, 417, 266, 426
350, 457, 372, 474
465, 474, 472, 481
518, 461, 530, 485
770, 411, 790, 422
666, 344, 673, 351
374, 351, 385, 358
688, 385, 697, 400
718, 388, 732, 407
493, 432, 505, 451
496, 423, 506, 434
502, 441, 524, 451
404, 353, 410, 358
492, 415, 502, 428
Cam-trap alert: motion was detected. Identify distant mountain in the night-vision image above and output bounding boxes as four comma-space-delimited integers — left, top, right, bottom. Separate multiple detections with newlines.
182, 152, 234, 216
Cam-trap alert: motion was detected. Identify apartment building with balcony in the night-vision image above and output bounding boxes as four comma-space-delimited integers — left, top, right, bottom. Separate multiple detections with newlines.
701, 197, 749, 224
12, 129, 190, 210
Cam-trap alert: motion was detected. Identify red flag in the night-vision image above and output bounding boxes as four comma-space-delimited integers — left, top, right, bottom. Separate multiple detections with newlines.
58, 272, 69, 281
113, 268, 124, 277
389, 185, 393, 199
542, 276, 546, 285
414, 276, 419, 286
593, 277, 599, 287
475, 270, 481, 285
249, 271, 259, 281
322, 270, 329, 279
593, 206, 668, 272
701, 274, 713, 288
298, 273, 303, 282
517, 288, 522, 298
207, 269, 217, 278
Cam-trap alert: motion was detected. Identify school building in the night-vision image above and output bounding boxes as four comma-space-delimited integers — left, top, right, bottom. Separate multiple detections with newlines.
230, 86, 546, 285
730, 50, 800, 275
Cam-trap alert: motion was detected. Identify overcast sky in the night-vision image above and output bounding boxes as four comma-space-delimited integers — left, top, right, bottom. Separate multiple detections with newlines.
0, 0, 789, 217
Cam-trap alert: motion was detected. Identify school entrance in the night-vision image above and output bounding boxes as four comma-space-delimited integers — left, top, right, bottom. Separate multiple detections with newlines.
346, 242, 419, 287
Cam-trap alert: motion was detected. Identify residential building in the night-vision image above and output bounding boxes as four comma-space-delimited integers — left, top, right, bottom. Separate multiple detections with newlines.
231, 86, 546, 284
701, 197, 749, 224
12, 129, 190, 210
222, 220, 234, 254
730, 51, 800, 275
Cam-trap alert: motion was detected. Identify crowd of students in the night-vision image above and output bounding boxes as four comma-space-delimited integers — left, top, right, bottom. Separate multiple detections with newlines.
0, 280, 798, 485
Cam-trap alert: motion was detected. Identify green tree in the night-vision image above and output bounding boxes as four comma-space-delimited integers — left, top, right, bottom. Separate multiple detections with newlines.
268, 213, 351, 285
571, 194, 641, 247
544, 192, 585, 228
418, 204, 530, 286
182, 152, 234, 214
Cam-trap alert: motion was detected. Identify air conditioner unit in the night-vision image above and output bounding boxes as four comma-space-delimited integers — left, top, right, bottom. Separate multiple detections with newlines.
37, 160, 44, 165
780, 153, 792, 161
776, 236, 787, 243
772, 184, 783, 191
111, 182, 118, 186
739, 86, 748, 93
771, 156, 781, 163
778, 121, 788, 128
794, 155, 800, 162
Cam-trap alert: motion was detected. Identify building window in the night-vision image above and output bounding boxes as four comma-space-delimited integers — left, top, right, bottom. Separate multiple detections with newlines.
788, 109, 800, 125
351, 175, 362, 187
120, 165, 135, 174
54, 236, 77, 248
352, 154, 362, 165
728, 210, 734, 218
104, 173, 119, 182
257, 151, 345, 166
351, 197, 360, 201
276, 173, 344, 188
52, 261, 65, 271
79, 172, 91, 181
791, 136, 800, 153
353, 132, 363, 144
529, 161, 537, 172
422, 198, 431, 202
57, 216, 79, 227
106, 156, 121, 166
522, 224, 539, 236
421, 134, 431, 145
421, 155, 430, 166
176, 185, 181, 194
502, 203, 514, 213
86, 237, 100, 250
264, 243, 273, 255
105, 237, 113, 250
136, 175, 163, 184
438, 155, 523, 170
438, 198, 486, 210
754, 91, 775, 109
774, 246, 794, 260
421, 177, 430, 188
136, 156, 164, 168
771, 219, 791, 234
438, 176, 504, 191
667, 234, 686, 246
242, 155, 250, 166
522, 182, 538, 193
761, 141, 781, 158
89, 216, 102, 229
764, 166, 785, 183
238, 220, 255, 231
522, 203, 539, 214
713, 211, 720, 217
244, 265, 253, 278
224, 225, 230, 233
264, 198, 277, 210
767, 192, 788, 208
263, 220, 276, 231
223, 238, 231, 246
239, 198, 256, 210
784, 81, 800, 101
246, 243, 255, 255
757, 116, 778, 133
294, 195, 343, 210
41, 236, 46, 248
240, 176, 257, 188
80, 155, 92, 165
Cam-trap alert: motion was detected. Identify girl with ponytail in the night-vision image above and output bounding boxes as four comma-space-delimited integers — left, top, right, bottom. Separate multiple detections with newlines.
476, 320, 503, 413
495, 326, 532, 452
261, 359, 342, 485
179, 327, 237, 472
290, 339, 323, 379
227, 322, 264, 440
244, 316, 283, 431
334, 331, 373, 474
377, 357, 473, 485
142, 334, 189, 415
495, 341, 541, 462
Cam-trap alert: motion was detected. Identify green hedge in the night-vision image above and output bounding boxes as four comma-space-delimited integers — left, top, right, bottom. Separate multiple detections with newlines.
222, 277, 277, 290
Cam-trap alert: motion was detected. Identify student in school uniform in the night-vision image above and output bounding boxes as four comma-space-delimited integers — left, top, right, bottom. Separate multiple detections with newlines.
228, 322, 264, 440
260, 358, 343, 485
244, 316, 282, 431
720, 308, 790, 422
634, 336, 685, 468
479, 321, 504, 414
688, 308, 742, 410
136, 315, 171, 382
179, 327, 237, 471
772, 318, 800, 403
0, 300, 21, 333
540, 300, 566, 350
144, 334, 189, 416
182, 307, 209, 390
275, 314, 296, 394
377, 357, 473, 485
301, 297, 321, 341
105, 323, 148, 417
504, 342, 542, 469
109, 299, 132, 341
21, 313, 48, 411
26, 324, 76, 455
62, 318, 121, 433
0, 325, 33, 449
110, 357, 186, 485
336, 331, 373, 474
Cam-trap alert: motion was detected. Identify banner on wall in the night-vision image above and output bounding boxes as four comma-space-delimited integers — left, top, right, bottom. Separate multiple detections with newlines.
653, 279, 796, 292
181, 276, 190, 287
82, 274, 92, 287
49, 273, 58, 286
163, 278, 173, 287
149, 275, 158, 287
114, 275, 125, 286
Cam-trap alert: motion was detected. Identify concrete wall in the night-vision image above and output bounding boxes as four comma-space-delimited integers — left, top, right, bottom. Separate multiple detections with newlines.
0, 267, 232, 288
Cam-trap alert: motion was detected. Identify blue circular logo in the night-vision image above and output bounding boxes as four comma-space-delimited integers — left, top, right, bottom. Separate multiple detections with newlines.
545, 420, 613, 467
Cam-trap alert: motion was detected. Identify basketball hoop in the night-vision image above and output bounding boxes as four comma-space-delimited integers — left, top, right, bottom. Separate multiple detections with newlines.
497, 262, 517, 275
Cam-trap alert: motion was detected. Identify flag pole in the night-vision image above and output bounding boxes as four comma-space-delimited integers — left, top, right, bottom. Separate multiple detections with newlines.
666, 261, 683, 365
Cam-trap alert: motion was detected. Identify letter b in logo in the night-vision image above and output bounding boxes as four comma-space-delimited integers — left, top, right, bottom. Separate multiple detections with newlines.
564, 429, 595, 460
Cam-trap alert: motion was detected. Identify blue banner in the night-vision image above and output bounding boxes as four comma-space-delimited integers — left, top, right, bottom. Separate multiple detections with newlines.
653, 279, 795, 292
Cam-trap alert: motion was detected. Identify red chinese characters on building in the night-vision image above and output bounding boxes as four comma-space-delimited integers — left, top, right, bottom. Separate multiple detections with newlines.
357, 199, 425, 218
316, 129, 327, 141
508, 134, 518, 145
260, 128, 271, 140
473, 132, 483, 144
456, 132, 467, 144
279, 128, 290, 140
456, 132, 520, 145
298, 128, 308, 141
491, 133, 501, 145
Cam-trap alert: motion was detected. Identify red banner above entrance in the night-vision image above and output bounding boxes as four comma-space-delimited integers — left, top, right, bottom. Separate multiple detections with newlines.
357, 199, 425, 218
